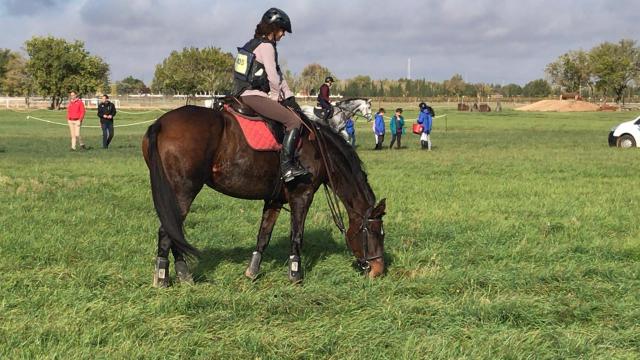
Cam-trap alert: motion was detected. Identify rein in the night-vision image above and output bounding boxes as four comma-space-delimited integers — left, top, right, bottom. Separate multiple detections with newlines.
305, 110, 382, 266
290, 107, 348, 234
289, 107, 381, 268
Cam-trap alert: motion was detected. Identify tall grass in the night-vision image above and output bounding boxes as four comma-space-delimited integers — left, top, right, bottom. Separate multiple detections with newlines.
1, 108, 639, 358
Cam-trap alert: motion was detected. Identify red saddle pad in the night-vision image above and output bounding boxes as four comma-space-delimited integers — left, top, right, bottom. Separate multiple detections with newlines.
225, 105, 282, 151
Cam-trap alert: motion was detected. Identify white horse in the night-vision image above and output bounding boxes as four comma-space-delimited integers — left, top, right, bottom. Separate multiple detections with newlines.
301, 98, 372, 142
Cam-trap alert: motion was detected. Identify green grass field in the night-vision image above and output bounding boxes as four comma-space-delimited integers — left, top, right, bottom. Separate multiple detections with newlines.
1, 107, 639, 359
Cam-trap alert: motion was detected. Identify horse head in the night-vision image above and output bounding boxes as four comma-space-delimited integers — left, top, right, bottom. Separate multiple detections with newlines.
335, 98, 372, 121
346, 198, 386, 278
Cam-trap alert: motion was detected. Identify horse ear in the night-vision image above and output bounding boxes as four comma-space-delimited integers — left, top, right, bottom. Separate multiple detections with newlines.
372, 198, 386, 217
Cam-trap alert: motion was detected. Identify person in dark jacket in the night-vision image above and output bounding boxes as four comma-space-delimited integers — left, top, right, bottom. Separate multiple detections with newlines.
388, 108, 405, 149
317, 76, 334, 122
97, 94, 117, 149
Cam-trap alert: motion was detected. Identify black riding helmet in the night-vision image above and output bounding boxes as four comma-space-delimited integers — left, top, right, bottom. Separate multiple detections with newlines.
325, 76, 334, 83
419, 102, 427, 110
262, 7, 292, 33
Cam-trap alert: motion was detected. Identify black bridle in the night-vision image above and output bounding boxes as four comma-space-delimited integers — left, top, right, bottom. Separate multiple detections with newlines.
330, 101, 372, 127
355, 216, 384, 271
321, 183, 383, 269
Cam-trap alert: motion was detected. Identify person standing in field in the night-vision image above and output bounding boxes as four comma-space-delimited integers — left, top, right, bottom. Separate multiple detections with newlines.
373, 108, 385, 150
417, 102, 433, 150
388, 107, 405, 149
97, 94, 117, 149
66, 91, 87, 151
345, 117, 356, 147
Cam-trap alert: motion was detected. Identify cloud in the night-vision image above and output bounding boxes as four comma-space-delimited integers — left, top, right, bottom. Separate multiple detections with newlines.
0, 0, 638, 85
0, 0, 63, 16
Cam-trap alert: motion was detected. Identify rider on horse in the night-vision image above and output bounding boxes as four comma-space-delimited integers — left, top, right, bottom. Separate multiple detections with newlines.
233, 8, 309, 183
317, 76, 334, 122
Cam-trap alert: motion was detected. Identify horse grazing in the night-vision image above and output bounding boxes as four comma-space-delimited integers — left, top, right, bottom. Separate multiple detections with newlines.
301, 98, 372, 142
142, 105, 386, 287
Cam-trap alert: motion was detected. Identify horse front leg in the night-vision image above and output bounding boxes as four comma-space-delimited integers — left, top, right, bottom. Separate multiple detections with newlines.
245, 201, 282, 280
288, 189, 314, 284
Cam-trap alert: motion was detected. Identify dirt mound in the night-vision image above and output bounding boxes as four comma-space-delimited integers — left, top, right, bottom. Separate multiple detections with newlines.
516, 100, 600, 112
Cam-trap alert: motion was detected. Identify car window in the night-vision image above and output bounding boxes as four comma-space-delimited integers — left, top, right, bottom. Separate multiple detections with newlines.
635, 118, 640, 125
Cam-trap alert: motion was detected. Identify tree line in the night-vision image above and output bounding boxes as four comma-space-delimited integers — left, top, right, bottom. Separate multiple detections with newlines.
1, 36, 638, 109
545, 39, 640, 103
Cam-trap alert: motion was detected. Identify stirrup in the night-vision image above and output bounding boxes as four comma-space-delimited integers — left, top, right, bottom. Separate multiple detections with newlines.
281, 164, 308, 182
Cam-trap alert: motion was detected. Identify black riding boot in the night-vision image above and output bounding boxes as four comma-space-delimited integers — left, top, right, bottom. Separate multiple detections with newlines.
280, 128, 309, 182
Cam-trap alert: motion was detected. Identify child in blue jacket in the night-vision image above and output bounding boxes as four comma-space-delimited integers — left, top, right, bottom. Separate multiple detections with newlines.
345, 117, 355, 147
417, 102, 433, 150
373, 108, 385, 150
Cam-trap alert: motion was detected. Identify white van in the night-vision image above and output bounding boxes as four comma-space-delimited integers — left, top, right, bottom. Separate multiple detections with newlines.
609, 115, 640, 148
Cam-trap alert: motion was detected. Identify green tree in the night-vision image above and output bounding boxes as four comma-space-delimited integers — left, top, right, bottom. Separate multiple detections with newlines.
282, 68, 299, 95
443, 74, 466, 96
522, 79, 551, 97
151, 47, 233, 103
501, 83, 523, 97
116, 76, 149, 95
545, 50, 592, 94
341, 75, 373, 97
298, 63, 334, 96
589, 39, 640, 103
24, 36, 109, 109
0, 51, 33, 99
0, 49, 12, 80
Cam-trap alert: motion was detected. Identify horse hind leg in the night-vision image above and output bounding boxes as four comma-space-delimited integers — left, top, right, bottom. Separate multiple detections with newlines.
245, 201, 282, 280
153, 185, 203, 288
154, 227, 172, 288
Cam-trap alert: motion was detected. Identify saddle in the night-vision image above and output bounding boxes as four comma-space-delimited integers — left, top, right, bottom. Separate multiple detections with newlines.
313, 106, 334, 119
214, 96, 284, 151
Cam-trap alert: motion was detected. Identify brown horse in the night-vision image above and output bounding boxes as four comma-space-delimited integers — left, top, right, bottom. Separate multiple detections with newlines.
141, 105, 386, 286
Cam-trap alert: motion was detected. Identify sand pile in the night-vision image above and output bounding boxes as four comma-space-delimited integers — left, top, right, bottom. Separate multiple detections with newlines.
516, 100, 600, 112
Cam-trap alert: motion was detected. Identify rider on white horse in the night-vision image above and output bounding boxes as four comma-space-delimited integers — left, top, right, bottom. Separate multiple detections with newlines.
301, 98, 372, 144
317, 76, 334, 122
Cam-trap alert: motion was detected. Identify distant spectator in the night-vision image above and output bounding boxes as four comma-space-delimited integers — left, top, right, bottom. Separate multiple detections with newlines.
66, 91, 87, 151
388, 108, 405, 149
417, 102, 433, 150
345, 117, 356, 147
373, 108, 385, 150
97, 94, 117, 149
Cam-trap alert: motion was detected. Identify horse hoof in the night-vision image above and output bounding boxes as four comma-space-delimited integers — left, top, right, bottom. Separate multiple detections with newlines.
153, 257, 170, 288
288, 255, 303, 284
245, 251, 262, 280
175, 260, 194, 285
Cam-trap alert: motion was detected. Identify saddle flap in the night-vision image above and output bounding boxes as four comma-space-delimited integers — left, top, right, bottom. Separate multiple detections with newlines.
223, 104, 283, 151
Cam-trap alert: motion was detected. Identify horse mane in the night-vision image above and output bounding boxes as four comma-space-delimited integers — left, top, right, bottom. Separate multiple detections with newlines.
312, 122, 376, 206
335, 97, 370, 106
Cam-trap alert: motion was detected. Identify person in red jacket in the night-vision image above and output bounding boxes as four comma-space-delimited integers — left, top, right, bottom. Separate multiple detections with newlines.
317, 76, 334, 122
66, 91, 87, 151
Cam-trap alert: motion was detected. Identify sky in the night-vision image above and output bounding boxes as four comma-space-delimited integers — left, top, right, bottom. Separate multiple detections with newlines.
0, 0, 637, 86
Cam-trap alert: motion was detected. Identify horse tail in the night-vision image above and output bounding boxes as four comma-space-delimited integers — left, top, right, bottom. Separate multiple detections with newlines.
146, 121, 200, 258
